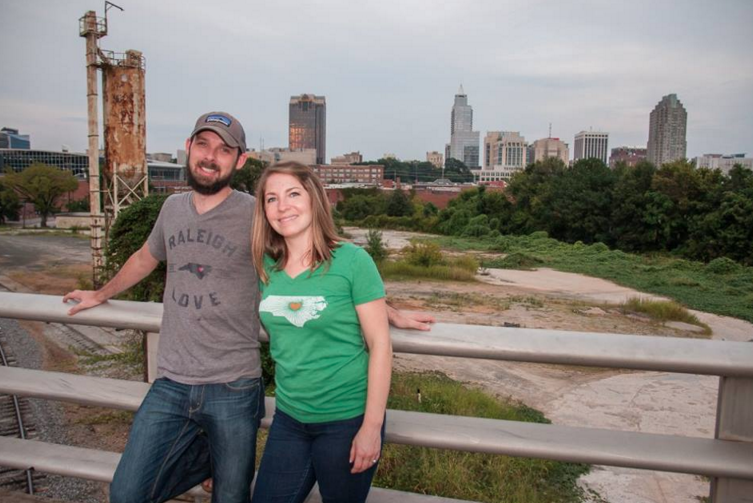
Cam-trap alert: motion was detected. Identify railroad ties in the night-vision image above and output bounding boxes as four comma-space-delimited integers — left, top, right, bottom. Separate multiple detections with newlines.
0, 329, 46, 495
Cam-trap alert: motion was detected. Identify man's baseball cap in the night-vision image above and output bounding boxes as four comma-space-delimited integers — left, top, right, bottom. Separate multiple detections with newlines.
190, 112, 247, 152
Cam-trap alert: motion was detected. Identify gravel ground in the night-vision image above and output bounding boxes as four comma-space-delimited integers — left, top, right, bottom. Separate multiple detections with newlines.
0, 317, 105, 503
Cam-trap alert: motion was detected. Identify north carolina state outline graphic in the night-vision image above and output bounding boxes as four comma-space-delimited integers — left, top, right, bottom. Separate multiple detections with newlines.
259, 295, 328, 327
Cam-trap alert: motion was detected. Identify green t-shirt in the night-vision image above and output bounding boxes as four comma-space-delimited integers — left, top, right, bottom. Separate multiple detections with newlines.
259, 242, 385, 423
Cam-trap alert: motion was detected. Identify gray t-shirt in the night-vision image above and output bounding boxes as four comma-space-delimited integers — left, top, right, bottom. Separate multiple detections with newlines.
147, 190, 261, 384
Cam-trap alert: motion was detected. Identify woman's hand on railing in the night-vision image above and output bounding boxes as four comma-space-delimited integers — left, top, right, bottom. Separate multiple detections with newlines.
386, 305, 435, 331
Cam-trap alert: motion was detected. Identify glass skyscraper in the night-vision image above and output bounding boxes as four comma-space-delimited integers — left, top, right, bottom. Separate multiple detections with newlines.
449, 86, 480, 168
289, 94, 326, 165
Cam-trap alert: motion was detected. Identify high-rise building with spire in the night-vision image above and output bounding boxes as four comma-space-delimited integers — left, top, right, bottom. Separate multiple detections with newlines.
449, 86, 480, 168
647, 93, 687, 167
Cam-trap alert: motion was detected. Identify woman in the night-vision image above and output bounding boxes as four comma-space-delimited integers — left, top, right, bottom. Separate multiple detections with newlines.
250, 161, 392, 503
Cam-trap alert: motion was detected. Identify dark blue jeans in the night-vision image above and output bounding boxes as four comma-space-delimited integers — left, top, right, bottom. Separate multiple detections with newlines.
251, 409, 383, 503
110, 376, 265, 503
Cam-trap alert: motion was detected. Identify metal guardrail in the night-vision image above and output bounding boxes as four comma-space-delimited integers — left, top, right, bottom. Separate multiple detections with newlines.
1, 292, 752, 502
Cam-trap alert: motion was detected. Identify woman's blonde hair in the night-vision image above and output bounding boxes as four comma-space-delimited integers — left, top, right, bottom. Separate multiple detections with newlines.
252, 161, 340, 283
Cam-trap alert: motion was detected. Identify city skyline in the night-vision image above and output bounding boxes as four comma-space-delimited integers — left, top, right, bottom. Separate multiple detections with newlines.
1, 0, 752, 163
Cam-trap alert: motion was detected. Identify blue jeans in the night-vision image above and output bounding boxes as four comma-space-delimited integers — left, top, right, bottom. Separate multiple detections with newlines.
110, 376, 265, 503
251, 409, 384, 503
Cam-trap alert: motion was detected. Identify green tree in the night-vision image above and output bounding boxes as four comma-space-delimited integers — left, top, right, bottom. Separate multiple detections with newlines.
66, 197, 90, 213
230, 157, 265, 195
386, 189, 413, 217
2, 163, 78, 227
106, 194, 169, 302
504, 157, 567, 235
610, 161, 657, 251
542, 158, 616, 244
0, 179, 21, 224
644, 160, 704, 250
684, 165, 753, 264
443, 157, 474, 183
336, 189, 387, 221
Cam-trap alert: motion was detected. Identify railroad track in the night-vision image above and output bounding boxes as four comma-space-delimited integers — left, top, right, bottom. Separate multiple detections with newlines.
0, 327, 47, 495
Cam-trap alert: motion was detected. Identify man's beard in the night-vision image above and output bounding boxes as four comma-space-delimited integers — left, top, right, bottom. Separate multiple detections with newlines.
185, 154, 236, 195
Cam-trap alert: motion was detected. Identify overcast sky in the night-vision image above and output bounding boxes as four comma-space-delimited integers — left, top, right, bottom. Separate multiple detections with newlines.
1, 0, 752, 163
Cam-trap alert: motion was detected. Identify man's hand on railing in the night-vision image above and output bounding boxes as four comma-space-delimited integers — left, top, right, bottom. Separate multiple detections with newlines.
62, 290, 107, 316
386, 304, 435, 331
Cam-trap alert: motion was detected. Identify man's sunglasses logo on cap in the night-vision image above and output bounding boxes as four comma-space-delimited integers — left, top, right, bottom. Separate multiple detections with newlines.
205, 114, 232, 127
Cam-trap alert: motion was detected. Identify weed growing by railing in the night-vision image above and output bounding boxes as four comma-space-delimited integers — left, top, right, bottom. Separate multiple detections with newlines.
375, 372, 589, 503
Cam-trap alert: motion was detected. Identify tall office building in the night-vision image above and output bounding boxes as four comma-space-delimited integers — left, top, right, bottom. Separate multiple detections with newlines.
449, 86, 480, 168
647, 93, 687, 167
0, 128, 31, 149
531, 137, 569, 165
574, 131, 609, 164
426, 151, 444, 169
289, 94, 326, 164
478, 131, 527, 182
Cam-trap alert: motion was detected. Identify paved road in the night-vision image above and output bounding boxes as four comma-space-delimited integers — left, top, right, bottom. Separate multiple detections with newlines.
0, 234, 91, 270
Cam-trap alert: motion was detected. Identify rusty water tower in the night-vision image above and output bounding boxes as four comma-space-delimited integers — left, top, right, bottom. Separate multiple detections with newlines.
101, 49, 148, 213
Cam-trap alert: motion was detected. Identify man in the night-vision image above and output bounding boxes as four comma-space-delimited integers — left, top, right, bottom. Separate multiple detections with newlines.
63, 111, 433, 503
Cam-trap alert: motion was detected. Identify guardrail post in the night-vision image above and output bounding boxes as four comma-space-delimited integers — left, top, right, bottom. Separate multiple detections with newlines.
146, 332, 159, 383
710, 376, 753, 502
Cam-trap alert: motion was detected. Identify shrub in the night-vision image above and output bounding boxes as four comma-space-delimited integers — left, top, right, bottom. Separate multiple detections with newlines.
364, 229, 388, 264
403, 241, 444, 267
588, 242, 610, 253
706, 257, 742, 275
449, 255, 480, 273
491, 253, 543, 270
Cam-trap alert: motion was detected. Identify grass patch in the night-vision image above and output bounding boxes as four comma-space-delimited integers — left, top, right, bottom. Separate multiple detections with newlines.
509, 295, 545, 309
423, 291, 511, 312
485, 252, 544, 270
10, 229, 90, 239
75, 410, 134, 425
75, 334, 145, 373
376, 371, 588, 502
428, 233, 753, 323
620, 298, 711, 335
380, 260, 477, 282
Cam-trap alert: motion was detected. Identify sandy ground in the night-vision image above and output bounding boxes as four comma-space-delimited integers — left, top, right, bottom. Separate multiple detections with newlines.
346, 227, 753, 503
4, 230, 753, 503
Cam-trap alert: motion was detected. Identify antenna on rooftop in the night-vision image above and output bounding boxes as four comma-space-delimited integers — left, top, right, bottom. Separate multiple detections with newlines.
549, 123, 552, 138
